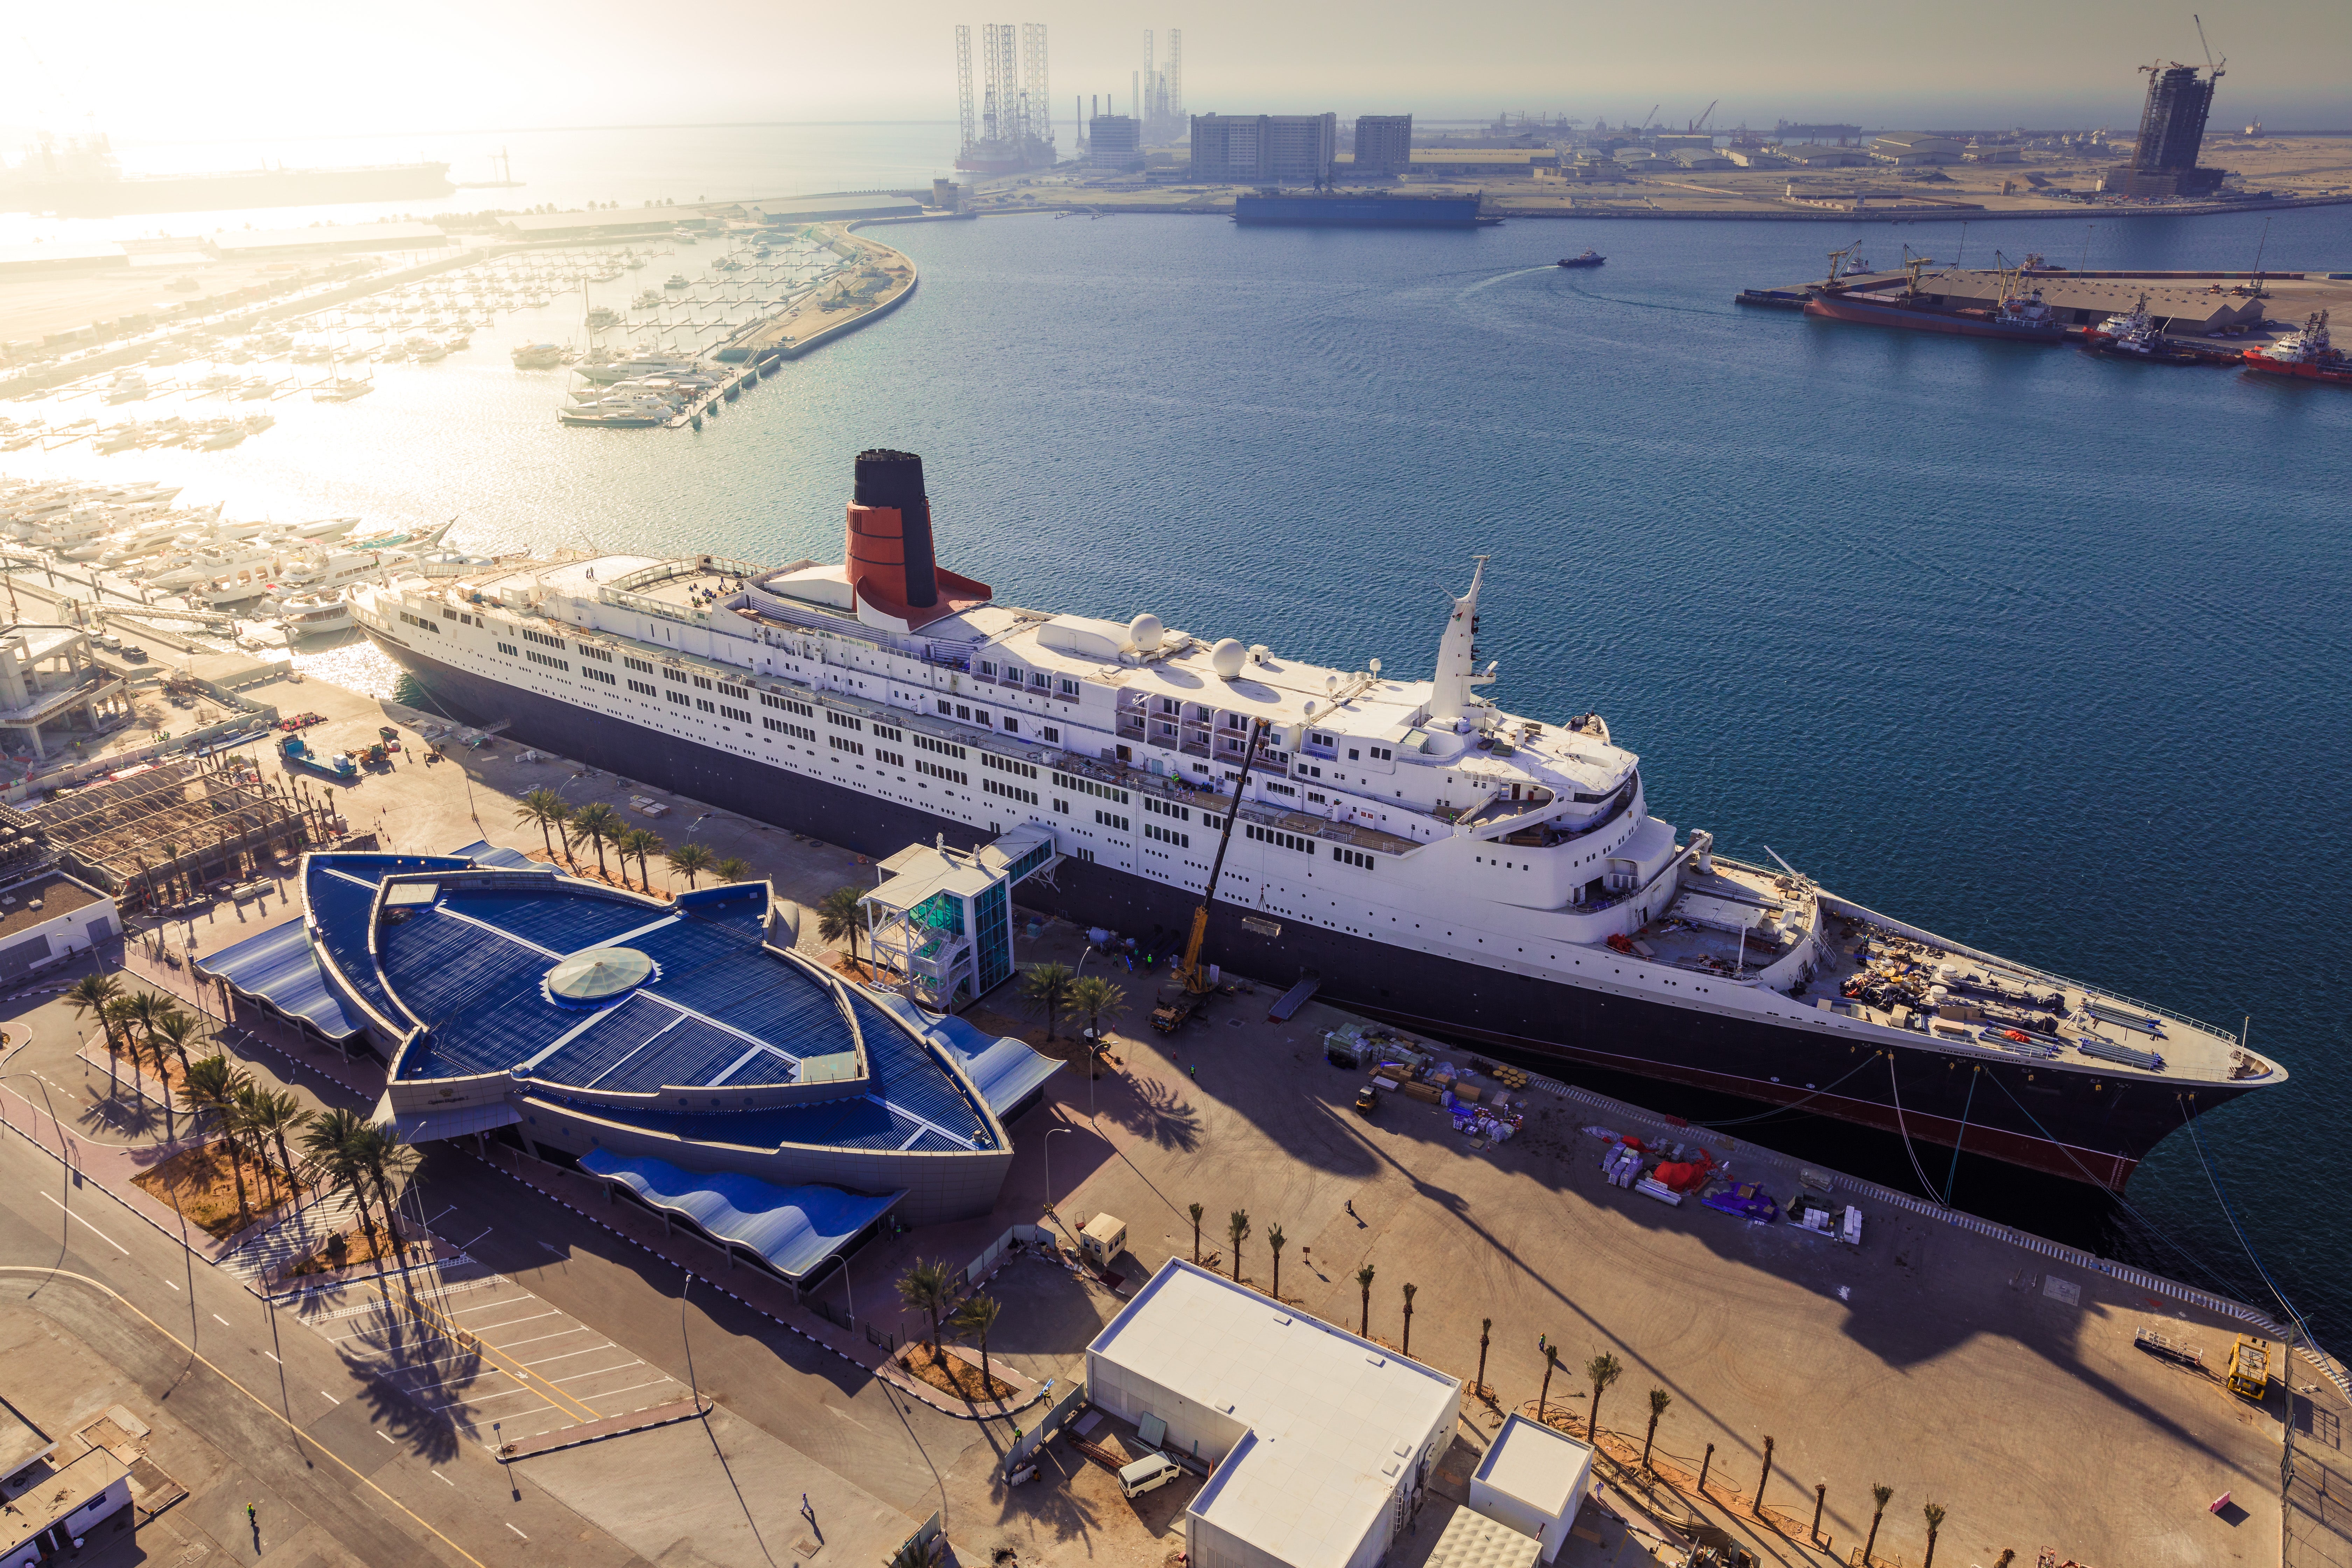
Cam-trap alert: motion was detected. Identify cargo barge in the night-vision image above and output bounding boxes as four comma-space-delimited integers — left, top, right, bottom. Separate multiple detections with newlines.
1233, 194, 1488, 229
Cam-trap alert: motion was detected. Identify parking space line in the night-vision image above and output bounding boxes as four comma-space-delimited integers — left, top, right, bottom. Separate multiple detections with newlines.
435, 1384, 544, 1411
450, 1308, 562, 1333
520, 1344, 613, 1367
482, 1326, 596, 1351
581, 1378, 679, 1401
375, 1281, 601, 1424
552, 1362, 641, 1384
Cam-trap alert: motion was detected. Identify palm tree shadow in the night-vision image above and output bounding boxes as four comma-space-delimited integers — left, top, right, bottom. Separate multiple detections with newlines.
334, 1294, 476, 1462
989, 1444, 1104, 1547
1103, 1076, 1203, 1153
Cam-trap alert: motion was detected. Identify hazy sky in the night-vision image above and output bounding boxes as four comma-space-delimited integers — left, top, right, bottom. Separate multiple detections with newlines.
10, 0, 2343, 148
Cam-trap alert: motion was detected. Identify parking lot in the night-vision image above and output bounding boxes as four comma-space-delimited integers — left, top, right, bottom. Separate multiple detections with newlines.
299, 1254, 692, 1442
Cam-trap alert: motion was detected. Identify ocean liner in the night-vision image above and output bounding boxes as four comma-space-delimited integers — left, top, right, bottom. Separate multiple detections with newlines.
352, 449, 2283, 1188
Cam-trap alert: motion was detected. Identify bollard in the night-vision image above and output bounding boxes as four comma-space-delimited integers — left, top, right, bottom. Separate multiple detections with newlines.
1698, 1442, 1715, 1494
1812, 1482, 1827, 1543
1754, 1435, 1774, 1518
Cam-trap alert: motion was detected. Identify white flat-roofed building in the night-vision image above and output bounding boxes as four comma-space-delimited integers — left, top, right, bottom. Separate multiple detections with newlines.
1467, 1415, 1594, 1562
1086, 1259, 1461, 1568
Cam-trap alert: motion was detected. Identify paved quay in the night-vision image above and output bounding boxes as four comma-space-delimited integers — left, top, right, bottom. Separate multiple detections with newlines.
0, 659, 2342, 1568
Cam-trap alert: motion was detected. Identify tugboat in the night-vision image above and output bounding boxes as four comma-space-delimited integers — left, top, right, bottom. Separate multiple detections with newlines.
2242, 311, 2352, 384
1556, 250, 1605, 268
2080, 294, 2205, 365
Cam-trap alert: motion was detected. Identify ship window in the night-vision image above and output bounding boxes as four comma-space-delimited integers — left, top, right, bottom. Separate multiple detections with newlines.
1041, 725, 1060, 743
1058, 678, 1079, 696
979, 661, 998, 678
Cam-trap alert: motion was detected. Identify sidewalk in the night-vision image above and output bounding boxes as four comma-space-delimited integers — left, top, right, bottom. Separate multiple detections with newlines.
470, 1141, 1046, 1422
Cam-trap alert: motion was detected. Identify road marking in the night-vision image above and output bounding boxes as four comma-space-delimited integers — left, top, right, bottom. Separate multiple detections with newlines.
434, 1386, 543, 1412
488, 1326, 597, 1351
522, 1344, 613, 1367
263, 1351, 281, 1363
0, 1266, 488, 1568
378, 1432, 394, 1444
554, 1362, 641, 1384
38, 1193, 127, 1252
449, 1309, 561, 1332
213, 1314, 231, 1326
164, 1280, 179, 1290
585, 1377, 678, 1401
319, 1391, 340, 1405
457, 1226, 493, 1251
431, 1471, 453, 1486
505, 1524, 529, 1541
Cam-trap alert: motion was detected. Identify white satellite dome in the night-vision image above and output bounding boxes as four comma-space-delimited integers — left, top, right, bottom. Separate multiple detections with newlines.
1210, 637, 1247, 679
1129, 612, 1164, 651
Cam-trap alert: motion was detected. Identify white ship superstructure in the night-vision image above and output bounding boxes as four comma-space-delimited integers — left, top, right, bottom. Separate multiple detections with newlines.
351, 449, 2280, 1186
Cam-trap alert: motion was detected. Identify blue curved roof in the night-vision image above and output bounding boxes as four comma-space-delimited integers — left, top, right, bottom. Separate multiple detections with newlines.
298, 859, 1048, 1155
196, 918, 365, 1041
581, 1148, 903, 1281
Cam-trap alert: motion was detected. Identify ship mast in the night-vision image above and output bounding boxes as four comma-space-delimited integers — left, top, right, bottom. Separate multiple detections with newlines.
1427, 555, 1495, 728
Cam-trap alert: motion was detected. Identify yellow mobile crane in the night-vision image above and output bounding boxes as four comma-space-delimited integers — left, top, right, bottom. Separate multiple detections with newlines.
1150, 716, 1271, 1034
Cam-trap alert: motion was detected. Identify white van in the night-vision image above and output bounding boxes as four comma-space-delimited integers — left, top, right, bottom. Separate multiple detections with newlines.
1117, 1452, 1182, 1499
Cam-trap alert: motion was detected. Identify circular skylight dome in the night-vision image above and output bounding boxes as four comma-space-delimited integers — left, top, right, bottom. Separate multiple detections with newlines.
544, 946, 655, 1006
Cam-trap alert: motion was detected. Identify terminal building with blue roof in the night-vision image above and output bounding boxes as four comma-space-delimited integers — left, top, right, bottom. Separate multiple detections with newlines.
198, 847, 1059, 1283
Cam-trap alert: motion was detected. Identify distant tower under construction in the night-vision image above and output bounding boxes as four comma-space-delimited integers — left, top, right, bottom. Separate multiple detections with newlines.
2108, 59, 2225, 197
954, 20, 1055, 173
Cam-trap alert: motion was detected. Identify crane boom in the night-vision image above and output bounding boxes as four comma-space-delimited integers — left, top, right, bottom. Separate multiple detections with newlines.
1153, 718, 1269, 1030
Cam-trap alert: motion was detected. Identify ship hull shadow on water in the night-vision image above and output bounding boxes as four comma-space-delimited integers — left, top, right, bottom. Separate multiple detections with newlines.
373, 642, 2243, 1190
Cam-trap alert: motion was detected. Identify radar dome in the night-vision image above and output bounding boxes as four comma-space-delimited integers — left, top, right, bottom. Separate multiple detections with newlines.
1210, 638, 1247, 679
1129, 613, 1164, 651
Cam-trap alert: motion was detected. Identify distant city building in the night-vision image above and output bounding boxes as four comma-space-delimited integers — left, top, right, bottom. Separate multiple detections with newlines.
1401, 148, 1558, 179
1870, 133, 1963, 166
2108, 63, 2225, 196
1089, 114, 1143, 170
1189, 112, 1337, 184
1670, 148, 1736, 170
1352, 114, 1413, 177
1962, 144, 2023, 163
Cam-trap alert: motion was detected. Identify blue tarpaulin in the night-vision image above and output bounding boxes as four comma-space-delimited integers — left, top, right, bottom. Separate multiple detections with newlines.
581, 1149, 902, 1281
195, 919, 364, 1042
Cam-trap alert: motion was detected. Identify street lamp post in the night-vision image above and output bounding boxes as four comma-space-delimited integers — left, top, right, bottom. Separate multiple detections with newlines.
1042, 1127, 1070, 1237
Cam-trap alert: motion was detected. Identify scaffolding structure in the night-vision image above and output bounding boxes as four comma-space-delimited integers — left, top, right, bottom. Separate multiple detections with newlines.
955, 19, 1052, 169
955, 24, 977, 158
19, 752, 332, 908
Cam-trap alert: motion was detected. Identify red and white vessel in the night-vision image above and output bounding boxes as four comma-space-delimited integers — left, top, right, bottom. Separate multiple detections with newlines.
2243, 311, 2351, 384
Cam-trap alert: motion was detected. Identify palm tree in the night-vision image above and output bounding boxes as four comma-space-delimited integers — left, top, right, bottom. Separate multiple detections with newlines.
300, 1107, 380, 1253
813, 883, 863, 963
1400, 1283, 1417, 1357
1538, 1344, 1559, 1422
514, 788, 572, 862
619, 827, 664, 890
568, 802, 623, 879
1641, 1388, 1671, 1471
124, 992, 162, 1079
1356, 1262, 1376, 1337
352, 1122, 420, 1256
1476, 1318, 1492, 1401
948, 1292, 1003, 1400
244, 1088, 312, 1204
104, 995, 159, 1125
68, 974, 124, 1095
713, 855, 753, 885
895, 1258, 957, 1353
1226, 1209, 1250, 1283
1065, 975, 1126, 1061
1862, 1484, 1893, 1566
1921, 1503, 1947, 1568
1020, 961, 1074, 1043
1188, 1202, 1204, 1264
152, 1006, 202, 1077
666, 840, 716, 891
1265, 1223, 1287, 1301
178, 1054, 253, 1222
232, 1083, 279, 1205
1584, 1352, 1621, 1443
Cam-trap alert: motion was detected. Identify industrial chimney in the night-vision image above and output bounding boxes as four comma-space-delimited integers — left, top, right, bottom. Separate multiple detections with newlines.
847, 448, 939, 610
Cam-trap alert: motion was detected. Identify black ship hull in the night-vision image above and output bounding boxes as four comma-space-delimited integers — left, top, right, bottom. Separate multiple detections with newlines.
374, 636, 2244, 1190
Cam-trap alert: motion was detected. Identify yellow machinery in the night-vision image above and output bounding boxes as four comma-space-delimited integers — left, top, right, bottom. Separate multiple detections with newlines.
1151, 717, 1270, 1033
2226, 1335, 2270, 1401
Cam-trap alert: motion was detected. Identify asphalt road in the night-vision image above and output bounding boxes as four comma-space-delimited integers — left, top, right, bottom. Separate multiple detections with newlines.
0, 1126, 653, 1568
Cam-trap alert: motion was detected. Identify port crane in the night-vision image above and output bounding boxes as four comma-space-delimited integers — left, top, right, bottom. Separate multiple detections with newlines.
1688, 100, 1718, 133
1150, 715, 1270, 1033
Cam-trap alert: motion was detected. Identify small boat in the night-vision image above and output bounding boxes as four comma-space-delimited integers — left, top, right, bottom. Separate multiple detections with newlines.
2242, 311, 2351, 385
664, 274, 691, 290
1556, 251, 1605, 268
2081, 294, 2206, 366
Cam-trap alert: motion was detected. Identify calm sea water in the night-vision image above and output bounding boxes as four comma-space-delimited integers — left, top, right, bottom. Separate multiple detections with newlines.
10, 133, 2349, 1342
